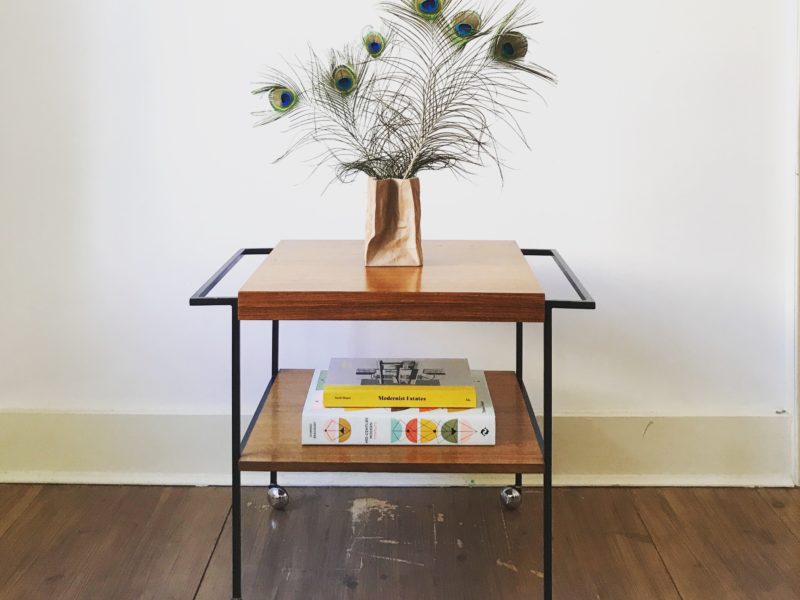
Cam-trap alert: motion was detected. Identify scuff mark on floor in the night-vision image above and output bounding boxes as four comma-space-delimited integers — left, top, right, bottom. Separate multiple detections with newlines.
530, 569, 544, 579
642, 420, 654, 440
343, 573, 359, 590
496, 558, 518, 572
436, 513, 445, 523
432, 514, 438, 549
350, 552, 425, 567
347, 535, 403, 561
246, 500, 270, 512
499, 507, 512, 554
456, 538, 464, 549
348, 498, 399, 535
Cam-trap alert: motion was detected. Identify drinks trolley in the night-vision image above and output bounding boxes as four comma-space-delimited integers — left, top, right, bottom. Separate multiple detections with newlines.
190, 240, 595, 599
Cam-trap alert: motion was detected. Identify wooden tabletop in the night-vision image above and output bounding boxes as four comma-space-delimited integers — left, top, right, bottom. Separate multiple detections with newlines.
238, 240, 545, 322
239, 369, 544, 474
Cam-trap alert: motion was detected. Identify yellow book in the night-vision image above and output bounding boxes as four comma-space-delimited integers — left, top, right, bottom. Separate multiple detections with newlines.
323, 358, 477, 408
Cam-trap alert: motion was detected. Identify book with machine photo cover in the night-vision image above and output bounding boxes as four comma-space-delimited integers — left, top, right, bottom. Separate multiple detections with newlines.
323, 357, 476, 408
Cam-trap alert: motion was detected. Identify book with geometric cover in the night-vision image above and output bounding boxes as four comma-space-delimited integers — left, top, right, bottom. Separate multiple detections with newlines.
323, 357, 476, 408
303, 369, 495, 445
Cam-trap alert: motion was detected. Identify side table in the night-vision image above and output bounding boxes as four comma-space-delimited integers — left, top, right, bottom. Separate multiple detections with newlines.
190, 240, 595, 599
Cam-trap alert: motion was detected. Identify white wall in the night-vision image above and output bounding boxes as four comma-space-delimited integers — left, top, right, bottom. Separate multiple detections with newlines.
0, 1, 797, 483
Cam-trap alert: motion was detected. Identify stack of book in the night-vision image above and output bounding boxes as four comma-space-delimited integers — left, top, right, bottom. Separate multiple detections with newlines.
301, 358, 496, 446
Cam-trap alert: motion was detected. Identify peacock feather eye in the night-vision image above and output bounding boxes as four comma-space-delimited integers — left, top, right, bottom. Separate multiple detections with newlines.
415, 0, 443, 20
452, 10, 481, 41
332, 65, 358, 94
494, 31, 529, 61
363, 31, 386, 58
269, 87, 298, 112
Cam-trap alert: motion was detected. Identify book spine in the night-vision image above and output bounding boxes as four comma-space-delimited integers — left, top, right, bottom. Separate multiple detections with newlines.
322, 385, 477, 408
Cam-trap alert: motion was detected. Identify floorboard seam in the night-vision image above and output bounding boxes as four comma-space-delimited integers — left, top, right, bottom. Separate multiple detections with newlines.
629, 490, 687, 600
193, 504, 232, 600
756, 490, 800, 546
0, 485, 43, 540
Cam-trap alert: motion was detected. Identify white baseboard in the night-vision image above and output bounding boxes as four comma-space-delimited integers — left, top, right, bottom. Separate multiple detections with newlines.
0, 413, 794, 487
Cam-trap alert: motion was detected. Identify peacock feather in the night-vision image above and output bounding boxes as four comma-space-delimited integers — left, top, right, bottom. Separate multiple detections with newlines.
451, 10, 481, 41
493, 31, 527, 60
413, 0, 444, 20
363, 31, 387, 57
251, 73, 303, 126
268, 87, 299, 112
331, 64, 358, 94
254, 0, 556, 183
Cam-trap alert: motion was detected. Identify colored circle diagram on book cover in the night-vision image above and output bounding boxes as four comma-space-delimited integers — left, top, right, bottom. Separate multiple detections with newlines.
389, 416, 484, 444
323, 418, 351, 443
420, 419, 438, 444
404, 418, 419, 443
391, 418, 405, 443
441, 419, 478, 444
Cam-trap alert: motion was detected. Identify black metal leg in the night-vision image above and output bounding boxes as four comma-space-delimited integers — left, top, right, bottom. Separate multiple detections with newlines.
543, 307, 553, 600
231, 307, 243, 600
271, 320, 279, 375
516, 322, 524, 493
270, 320, 279, 489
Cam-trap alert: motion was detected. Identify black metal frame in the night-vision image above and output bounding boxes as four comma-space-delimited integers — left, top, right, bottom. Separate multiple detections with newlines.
190, 247, 595, 600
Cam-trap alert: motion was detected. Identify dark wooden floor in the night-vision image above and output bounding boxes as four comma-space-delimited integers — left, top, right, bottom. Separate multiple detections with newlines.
0, 486, 798, 599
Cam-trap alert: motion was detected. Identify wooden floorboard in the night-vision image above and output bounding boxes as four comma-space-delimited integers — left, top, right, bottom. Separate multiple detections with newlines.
196, 487, 683, 600
633, 488, 800, 600
0, 484, 43, 540
553, 488, 682, 600
197, 487, 546, 600
0, 485, 229, 600
1, 485, 799, 600
758, 488, 800, 543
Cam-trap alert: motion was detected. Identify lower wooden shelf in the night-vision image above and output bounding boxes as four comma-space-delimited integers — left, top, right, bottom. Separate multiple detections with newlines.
240, 369, 544, 474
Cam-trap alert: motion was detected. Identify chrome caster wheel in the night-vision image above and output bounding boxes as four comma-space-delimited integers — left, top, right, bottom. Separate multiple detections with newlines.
500, 486, 522, 510
267, 485, 289, 510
